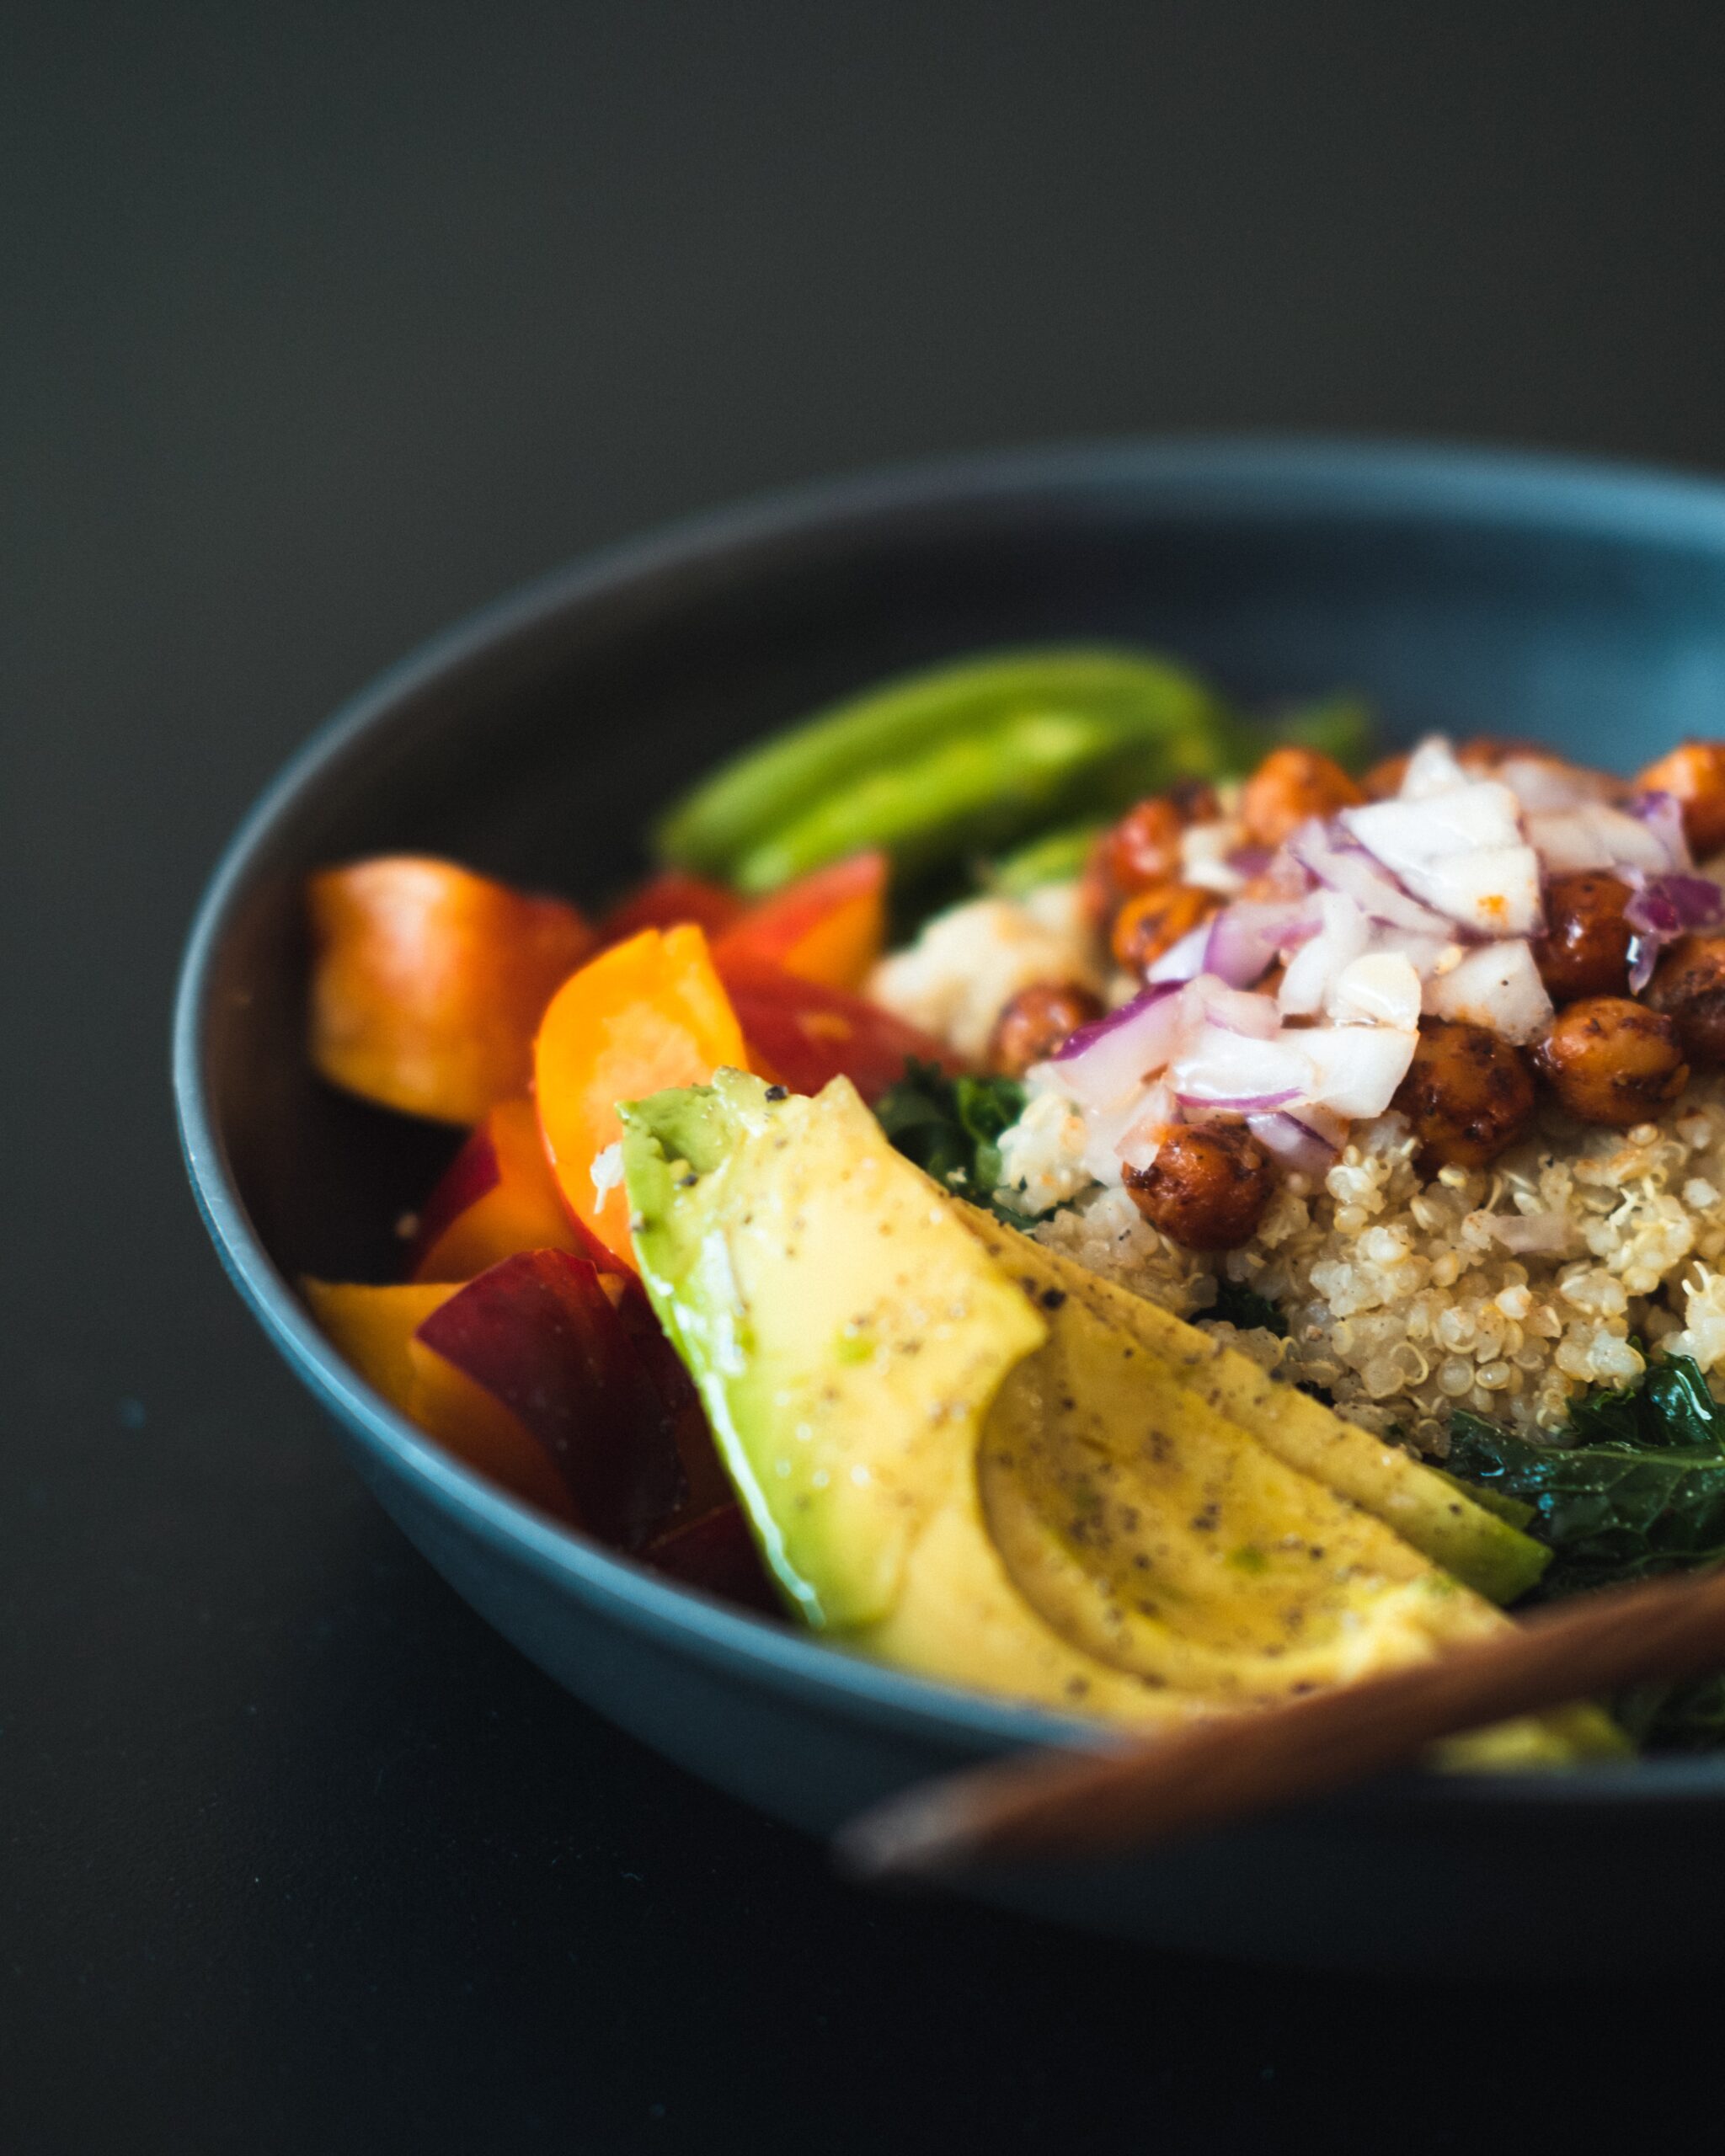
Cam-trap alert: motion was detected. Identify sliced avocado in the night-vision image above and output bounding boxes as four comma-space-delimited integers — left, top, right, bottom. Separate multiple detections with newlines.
622, 1066, 1039, 1629
956, 1207, 1551, 1609
623, 1074, 1617, 1757
978, 1289, 1497, 1699
622, 1069, 1201, 1720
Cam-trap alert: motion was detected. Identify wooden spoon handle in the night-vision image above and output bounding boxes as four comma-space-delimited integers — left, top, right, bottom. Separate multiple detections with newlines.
836, 1565, 1725, 1881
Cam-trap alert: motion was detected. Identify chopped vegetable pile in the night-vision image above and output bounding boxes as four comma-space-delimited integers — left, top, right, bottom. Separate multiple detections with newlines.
292, 638, 1725, 1756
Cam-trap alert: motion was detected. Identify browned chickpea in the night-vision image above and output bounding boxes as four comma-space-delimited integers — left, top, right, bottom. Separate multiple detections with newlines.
1393, 1020, 1538, 1168
1533, 872, 1635, 1003
1362, 751, 1410, 799
1110, 883, 1218, 976
1084, 782, 1222, 924
1636, 742, 1725, 859
1239, 746, 1365, 849
987, 980, 1106, 1078
1455, 734, 1546, 772
1646, 935, 1725, 1068
1123, 1124, 1274, 1251
1534, 997, 1690, 1127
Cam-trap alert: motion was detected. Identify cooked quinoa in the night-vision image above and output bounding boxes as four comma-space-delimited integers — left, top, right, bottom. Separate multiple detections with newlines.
1012, 1075, 1725, 1455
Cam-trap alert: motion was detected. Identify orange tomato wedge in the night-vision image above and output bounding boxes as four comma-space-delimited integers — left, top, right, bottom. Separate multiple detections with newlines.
307, 856, 594, 1124
533, 925, 748, 1265
302, 1275, 576, 1520
716, 953, 957, 1102
713, 851, 886, 991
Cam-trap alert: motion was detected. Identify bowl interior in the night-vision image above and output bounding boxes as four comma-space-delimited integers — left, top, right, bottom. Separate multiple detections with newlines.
186, 438, 1725, 1789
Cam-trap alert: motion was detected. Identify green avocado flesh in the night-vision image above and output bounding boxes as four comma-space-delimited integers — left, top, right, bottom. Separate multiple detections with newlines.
621, 1071, 1621, 1759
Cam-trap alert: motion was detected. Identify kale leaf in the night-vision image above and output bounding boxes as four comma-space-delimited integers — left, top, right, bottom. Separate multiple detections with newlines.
1447, 1382, 1725, 1603
1445, 1357, 1725, 1751
873, 1060, 1037, 1225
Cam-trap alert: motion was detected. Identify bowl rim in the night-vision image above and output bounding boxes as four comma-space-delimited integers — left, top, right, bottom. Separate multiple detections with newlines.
174, 431, 1725, 1812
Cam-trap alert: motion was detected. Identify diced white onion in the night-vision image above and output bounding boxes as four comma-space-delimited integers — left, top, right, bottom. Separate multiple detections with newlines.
1421, 939, 1554, 1043
1525, 803, 1676, 877
1496, 755, 1620, 814
1278, 891, 1370, 1017
1296, 1024, 1419, 1118
1397, 737, 1470, 798
1327, 951, 1423, 1029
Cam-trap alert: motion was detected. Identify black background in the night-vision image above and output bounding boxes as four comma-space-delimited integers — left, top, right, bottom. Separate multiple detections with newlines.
8, 5, 1725, 2149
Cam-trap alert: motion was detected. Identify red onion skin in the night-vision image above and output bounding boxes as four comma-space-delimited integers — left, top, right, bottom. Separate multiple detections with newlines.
1051, 979, 1177, 1064
1246, 1109, 1337, 1177
1621, 872, 1724, 992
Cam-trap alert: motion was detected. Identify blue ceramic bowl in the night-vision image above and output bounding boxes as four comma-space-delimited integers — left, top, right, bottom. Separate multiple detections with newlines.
174, 439, 1725, 1976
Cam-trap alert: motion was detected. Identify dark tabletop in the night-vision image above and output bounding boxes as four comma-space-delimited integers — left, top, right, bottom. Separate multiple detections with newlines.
9, 5, 1725, 2149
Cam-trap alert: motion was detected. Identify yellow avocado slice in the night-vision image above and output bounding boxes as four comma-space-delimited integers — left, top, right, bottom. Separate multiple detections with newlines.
622, 1071, 1619, 1756
956, 1208, 1551, 1608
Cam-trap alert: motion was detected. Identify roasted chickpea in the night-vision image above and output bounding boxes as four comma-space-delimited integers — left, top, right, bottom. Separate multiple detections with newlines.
1238, 746, 1365, 850
1534, 997, 1689, 1127
1635, 742, 1725, 860
1455, 734, 1546, 773
1110, 883, 1217, 976
1392, 1020, 1538, 1169
1085, 782, 1222, 922
1123, 1123, 1274, 1251
1533, 872, 1635, 1003
987, 980, 1106, 1078
1362, 751, 1410, 799
1646, 935, 1725, 1068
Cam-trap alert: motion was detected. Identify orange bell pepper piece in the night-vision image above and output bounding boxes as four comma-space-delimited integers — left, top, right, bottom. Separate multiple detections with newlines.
302, 1275, 577, 1520
534, 925, 748, 1265
407, 1098, 582, 1282
307, 856, 594, 1124
713, 851, 886, 991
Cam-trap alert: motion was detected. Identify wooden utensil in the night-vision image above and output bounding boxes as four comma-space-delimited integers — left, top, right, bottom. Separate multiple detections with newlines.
836, 1565, 1725, 1881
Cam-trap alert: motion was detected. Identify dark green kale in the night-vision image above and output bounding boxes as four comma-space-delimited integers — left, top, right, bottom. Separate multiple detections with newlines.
1206, 1278, 1289, 1338
1446, 1358, 1725, 1603
1445, 1358, 1725, 1752
873, 1060, 1038, 1225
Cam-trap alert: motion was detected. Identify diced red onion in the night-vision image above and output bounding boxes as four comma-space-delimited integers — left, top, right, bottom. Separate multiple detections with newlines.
1627, 790, 1693, 873
1623, 871, 1725, 991
1526, 803, 1678, 878
1226, 843, 1274, 879
1111, 1082, 1179, 1177
1286, 820, 1457, 937
1624, 873, 1724, 937
1343, 787, 1541, 938
1175, 1086, 1302, 1113
1051, 979, 1172, 1062
1398, 738, 1468, 799
1422, 940, 1553, 1043
1297, 1024, 1419, 1118
1041, 979, 1187, 1112
1327, 951, 1424, 1029
1277, 890, 1371, 1017
1190, 976, 1283, 1039
1146, 923, 1211, 984
1495, 754, 1621, 814
1247, 1109, 1338, 1177
1169, 1027, 1310, 1112
1203, 896, 1320, 989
